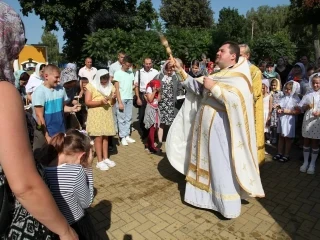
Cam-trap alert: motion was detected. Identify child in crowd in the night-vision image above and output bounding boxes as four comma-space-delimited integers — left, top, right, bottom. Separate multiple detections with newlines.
273, 81, 300, 162
32, 64, 80, 144
262, 79, 272, 144
144, 79, 162, 153
269, 78, 283, 144
299, 73, 320, 174
41, 129, 101, 240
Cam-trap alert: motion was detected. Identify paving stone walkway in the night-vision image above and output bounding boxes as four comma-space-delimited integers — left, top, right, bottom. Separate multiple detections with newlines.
88, 131, 320, 240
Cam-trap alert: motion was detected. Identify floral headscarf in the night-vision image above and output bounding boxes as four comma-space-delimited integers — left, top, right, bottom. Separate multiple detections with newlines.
60, 67, 78, 86
0, 2, 25, 84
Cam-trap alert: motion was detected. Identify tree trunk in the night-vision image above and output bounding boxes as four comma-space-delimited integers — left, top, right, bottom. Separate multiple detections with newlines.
313, 24, 320, 62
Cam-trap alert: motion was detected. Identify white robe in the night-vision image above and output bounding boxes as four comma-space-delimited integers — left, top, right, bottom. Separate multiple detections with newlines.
166, 57, 265, 218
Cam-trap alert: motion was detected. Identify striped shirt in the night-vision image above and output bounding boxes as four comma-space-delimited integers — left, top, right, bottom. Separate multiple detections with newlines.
45, 164, 94, 224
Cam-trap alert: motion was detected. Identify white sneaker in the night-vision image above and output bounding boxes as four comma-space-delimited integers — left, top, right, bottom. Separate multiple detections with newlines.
103, 159, 116, 168
126, 136, 136, 143
307, 165, 315, 174
121, 138, 128, 146
300, 163, 308, 173
96, 161, 109, 171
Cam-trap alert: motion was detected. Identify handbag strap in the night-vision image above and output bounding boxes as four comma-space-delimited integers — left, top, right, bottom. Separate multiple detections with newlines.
138, 70, 141, 92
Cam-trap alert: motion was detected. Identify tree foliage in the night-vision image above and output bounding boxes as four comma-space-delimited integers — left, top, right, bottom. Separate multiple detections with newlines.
216, 8, 248, 43
246, 6, 289, 38
251, 32, 296, 62
40, 30, 60, 64
159, 0, 214, 28
289, 0, 320, 59
83, 28, 212, 66
18, 0, 157, 62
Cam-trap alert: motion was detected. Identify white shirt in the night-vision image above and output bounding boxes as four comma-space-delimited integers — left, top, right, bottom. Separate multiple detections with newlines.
109, 61, 122, 77
78, 66, 97, 82
134, 68, 159, 92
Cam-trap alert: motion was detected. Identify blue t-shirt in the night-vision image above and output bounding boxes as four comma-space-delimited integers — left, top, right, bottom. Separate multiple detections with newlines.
114, 69, 134, 100
32, 84, 68, 137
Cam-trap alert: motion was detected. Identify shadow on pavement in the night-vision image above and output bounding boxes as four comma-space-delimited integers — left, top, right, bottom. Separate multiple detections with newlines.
157, 155, 231, 220
255, 143, 320, 239
88, 198, 112, 240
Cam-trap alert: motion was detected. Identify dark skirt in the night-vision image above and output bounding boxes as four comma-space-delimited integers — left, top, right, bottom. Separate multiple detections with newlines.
71, 213, 103, 240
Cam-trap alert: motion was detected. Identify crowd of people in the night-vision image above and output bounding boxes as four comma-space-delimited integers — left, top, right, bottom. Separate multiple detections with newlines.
259, 56, 320, 175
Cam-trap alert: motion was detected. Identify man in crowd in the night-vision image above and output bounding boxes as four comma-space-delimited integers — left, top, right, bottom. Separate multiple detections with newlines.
109, 51, 126, 81
134, 58, 159, 139
108, 51, 126, 150
167, 41, 264, 219
114, 56, 136, 146
239, 43, 265, 165
78, 57, 97, 96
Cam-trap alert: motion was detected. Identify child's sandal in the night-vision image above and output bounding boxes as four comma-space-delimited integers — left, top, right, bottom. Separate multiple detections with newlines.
279, 156, 290, 162
273, 154, 282, 161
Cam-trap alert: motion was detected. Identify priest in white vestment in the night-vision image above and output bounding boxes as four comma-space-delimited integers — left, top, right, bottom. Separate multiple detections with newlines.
166, 41, 265, 218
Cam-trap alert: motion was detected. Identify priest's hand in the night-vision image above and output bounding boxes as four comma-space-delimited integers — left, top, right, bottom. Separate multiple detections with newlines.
203, 77, 216, 91
171, 58, 182, 71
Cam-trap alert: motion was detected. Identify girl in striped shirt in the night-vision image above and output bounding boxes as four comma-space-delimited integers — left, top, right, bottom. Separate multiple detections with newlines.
41, 129, 101, 240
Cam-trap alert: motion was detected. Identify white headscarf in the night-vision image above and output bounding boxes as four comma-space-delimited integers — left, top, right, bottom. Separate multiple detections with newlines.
309, 72, 320, 91
92, 69, 112, 96
262, 79, 270, 93
283, 80, 300, 96
31, 63, 45, 80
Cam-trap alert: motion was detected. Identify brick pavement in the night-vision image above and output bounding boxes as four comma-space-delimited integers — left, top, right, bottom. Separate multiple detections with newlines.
88, 131, 320, 240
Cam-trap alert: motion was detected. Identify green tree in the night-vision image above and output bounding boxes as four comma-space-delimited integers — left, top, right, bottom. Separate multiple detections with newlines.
135, 0, 158, 29
159, 0, 214, 28
246, 5, 289, 40
18, 0, 157, 62
251, 32, 296, 62
40, 30, 60, 64
216, 8, 248, 43
83, 28, 213, 66
289, 0, 320, 59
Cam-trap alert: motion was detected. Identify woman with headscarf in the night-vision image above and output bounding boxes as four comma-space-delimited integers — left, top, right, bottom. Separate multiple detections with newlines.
288, 62, 309, 97
14, 70, 30, 103
85, 69, 117, 171
188, 59, 207, 79
156, 61, 183, 149
0, 2, 78, 239
60, 66, 81, 129
25, 62, 46, 102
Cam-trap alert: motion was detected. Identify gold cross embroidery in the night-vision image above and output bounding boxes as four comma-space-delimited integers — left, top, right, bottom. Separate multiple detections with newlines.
201, 157, 209, 164
232, 103, 238, 109
250, 179, 255, 186
237, 141, 244, 149
202, 132, 209, 141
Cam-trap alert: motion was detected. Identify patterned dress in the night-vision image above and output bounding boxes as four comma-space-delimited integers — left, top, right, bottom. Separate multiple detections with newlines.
159, 78, 175, 125
270, 91, 284, 127
86, 83, 116, 136
1, 112, 56, 240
